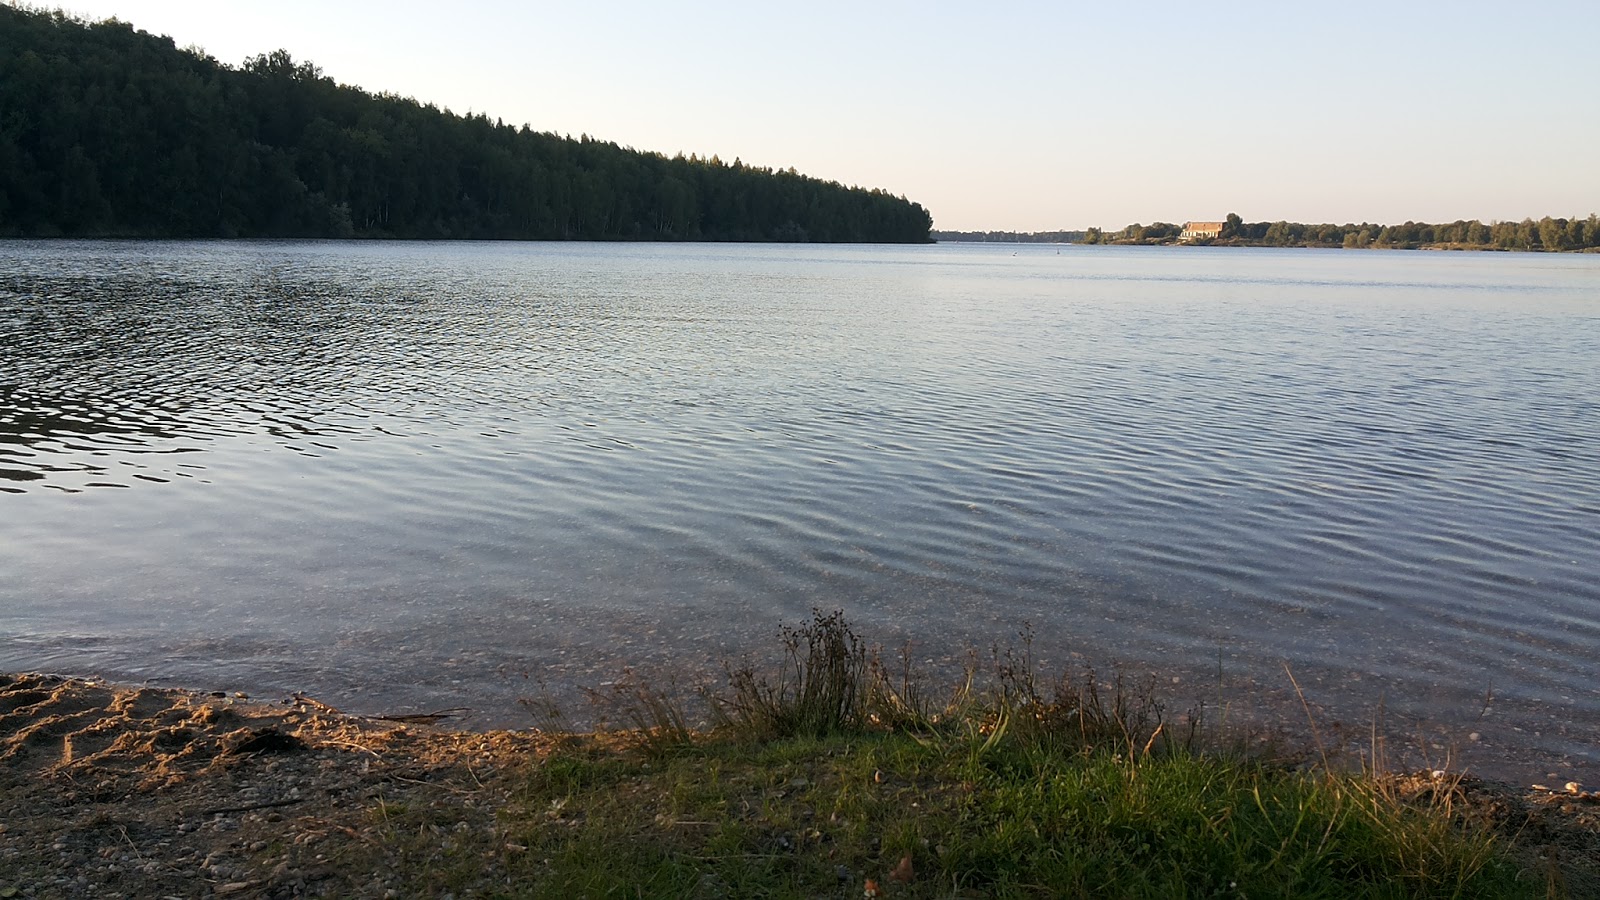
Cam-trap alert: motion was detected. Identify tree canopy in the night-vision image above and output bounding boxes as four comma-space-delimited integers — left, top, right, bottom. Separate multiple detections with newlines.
0, 6, 933, 242
1112, 212, 1600, 251
932, 229, 1087, 243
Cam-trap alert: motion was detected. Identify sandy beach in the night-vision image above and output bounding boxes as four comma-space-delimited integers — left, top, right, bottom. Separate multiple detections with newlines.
1, 672, 553, 898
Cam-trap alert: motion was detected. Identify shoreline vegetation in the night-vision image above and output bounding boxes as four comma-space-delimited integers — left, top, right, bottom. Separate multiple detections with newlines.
935, 212, 1600, 252
4, 613, 1597, 898
0, 6, 931, 244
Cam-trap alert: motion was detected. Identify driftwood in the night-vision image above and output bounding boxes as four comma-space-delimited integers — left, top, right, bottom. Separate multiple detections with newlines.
288, 693, 470, 725
364, 707, 472, 725
288, 692, 345, 716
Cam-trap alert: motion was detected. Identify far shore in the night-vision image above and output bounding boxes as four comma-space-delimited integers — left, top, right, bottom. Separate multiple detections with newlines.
932, 237, 1600, 253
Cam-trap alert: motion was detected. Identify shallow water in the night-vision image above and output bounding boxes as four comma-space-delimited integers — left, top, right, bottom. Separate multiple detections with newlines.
2, 240, 1597, 783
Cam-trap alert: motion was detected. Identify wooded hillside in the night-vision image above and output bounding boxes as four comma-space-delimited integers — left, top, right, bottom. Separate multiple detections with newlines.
0, 6, 933, 242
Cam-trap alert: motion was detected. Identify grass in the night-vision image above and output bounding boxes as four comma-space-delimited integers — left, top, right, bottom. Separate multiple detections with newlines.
488, 735, 1528, 899
380, 611, 1545, 898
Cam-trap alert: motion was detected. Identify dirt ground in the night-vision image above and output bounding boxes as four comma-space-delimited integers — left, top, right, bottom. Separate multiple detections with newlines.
1, 672, 553, 898
2, 672, 1597, 899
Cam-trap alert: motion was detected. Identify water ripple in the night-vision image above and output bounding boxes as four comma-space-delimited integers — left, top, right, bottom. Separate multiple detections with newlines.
2, 240, 1598, 782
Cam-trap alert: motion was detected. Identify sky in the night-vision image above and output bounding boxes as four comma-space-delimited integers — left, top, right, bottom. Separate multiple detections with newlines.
32, 0, 1600, 231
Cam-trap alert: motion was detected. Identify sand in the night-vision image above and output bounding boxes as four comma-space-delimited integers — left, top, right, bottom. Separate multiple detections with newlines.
1, 672, 548, 898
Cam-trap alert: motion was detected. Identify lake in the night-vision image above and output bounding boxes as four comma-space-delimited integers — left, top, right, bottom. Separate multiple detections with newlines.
2, 240, 1596, 784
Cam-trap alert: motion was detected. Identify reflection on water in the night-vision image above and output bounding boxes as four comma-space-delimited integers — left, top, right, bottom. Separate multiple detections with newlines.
2, 239, 1598, 784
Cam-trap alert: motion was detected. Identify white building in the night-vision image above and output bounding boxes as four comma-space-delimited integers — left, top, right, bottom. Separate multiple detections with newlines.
1180, 221, 1225, 241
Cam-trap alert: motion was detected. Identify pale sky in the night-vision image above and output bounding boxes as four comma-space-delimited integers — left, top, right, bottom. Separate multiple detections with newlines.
33, 0, 1600, 231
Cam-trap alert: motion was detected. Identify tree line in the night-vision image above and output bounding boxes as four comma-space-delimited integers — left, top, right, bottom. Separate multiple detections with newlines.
0, 6, 932, 242
932, 229, 1087, 243
1084, 213, 1599, 251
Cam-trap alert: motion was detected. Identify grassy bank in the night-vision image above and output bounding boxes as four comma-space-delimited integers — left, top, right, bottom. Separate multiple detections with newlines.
370, 733, 1531, 898
367, 612, 1550, 898
5, 612, 1587, 898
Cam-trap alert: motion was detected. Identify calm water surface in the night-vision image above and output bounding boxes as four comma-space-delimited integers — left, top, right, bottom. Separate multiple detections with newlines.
2, 240, 1597, 783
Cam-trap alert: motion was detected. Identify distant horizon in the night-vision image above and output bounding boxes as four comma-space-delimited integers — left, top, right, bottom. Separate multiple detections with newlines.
935, 211, 1600, 235
26, 0, 1600, 231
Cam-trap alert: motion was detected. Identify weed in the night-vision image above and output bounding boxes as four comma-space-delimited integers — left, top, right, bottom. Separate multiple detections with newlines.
583, 668, 699, 755
712, 608, 870, 738
496, 612, 1546, 898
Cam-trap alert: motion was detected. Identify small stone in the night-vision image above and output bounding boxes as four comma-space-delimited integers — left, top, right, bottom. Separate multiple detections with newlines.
1566, 782, 1582, 794
1468, 732, 1481, 742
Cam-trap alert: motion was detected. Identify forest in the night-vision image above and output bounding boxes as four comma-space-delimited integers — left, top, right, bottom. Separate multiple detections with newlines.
0, 6, 933, 242
932, 229, 1087, 243
1083, 213, 1600, 251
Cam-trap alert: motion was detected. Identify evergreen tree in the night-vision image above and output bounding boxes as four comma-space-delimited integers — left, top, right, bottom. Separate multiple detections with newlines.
0, 6, 932, 243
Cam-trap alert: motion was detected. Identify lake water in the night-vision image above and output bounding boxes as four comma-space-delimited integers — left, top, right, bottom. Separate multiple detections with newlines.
2, 240, 1597, 784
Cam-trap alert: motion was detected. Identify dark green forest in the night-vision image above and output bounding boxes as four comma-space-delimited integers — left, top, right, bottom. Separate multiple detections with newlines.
1085, 213, 1600, 251
0, 6, 933, 242
932, 229, 1088, 243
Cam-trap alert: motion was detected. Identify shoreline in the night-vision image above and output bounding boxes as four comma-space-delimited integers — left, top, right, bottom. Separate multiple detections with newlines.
1, 671, 551, 898
5, 670, 1598, 897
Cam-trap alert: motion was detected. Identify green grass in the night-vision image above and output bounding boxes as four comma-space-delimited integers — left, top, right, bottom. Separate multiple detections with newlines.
372, 612, 1543, 898
486, 733, 1530, 899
